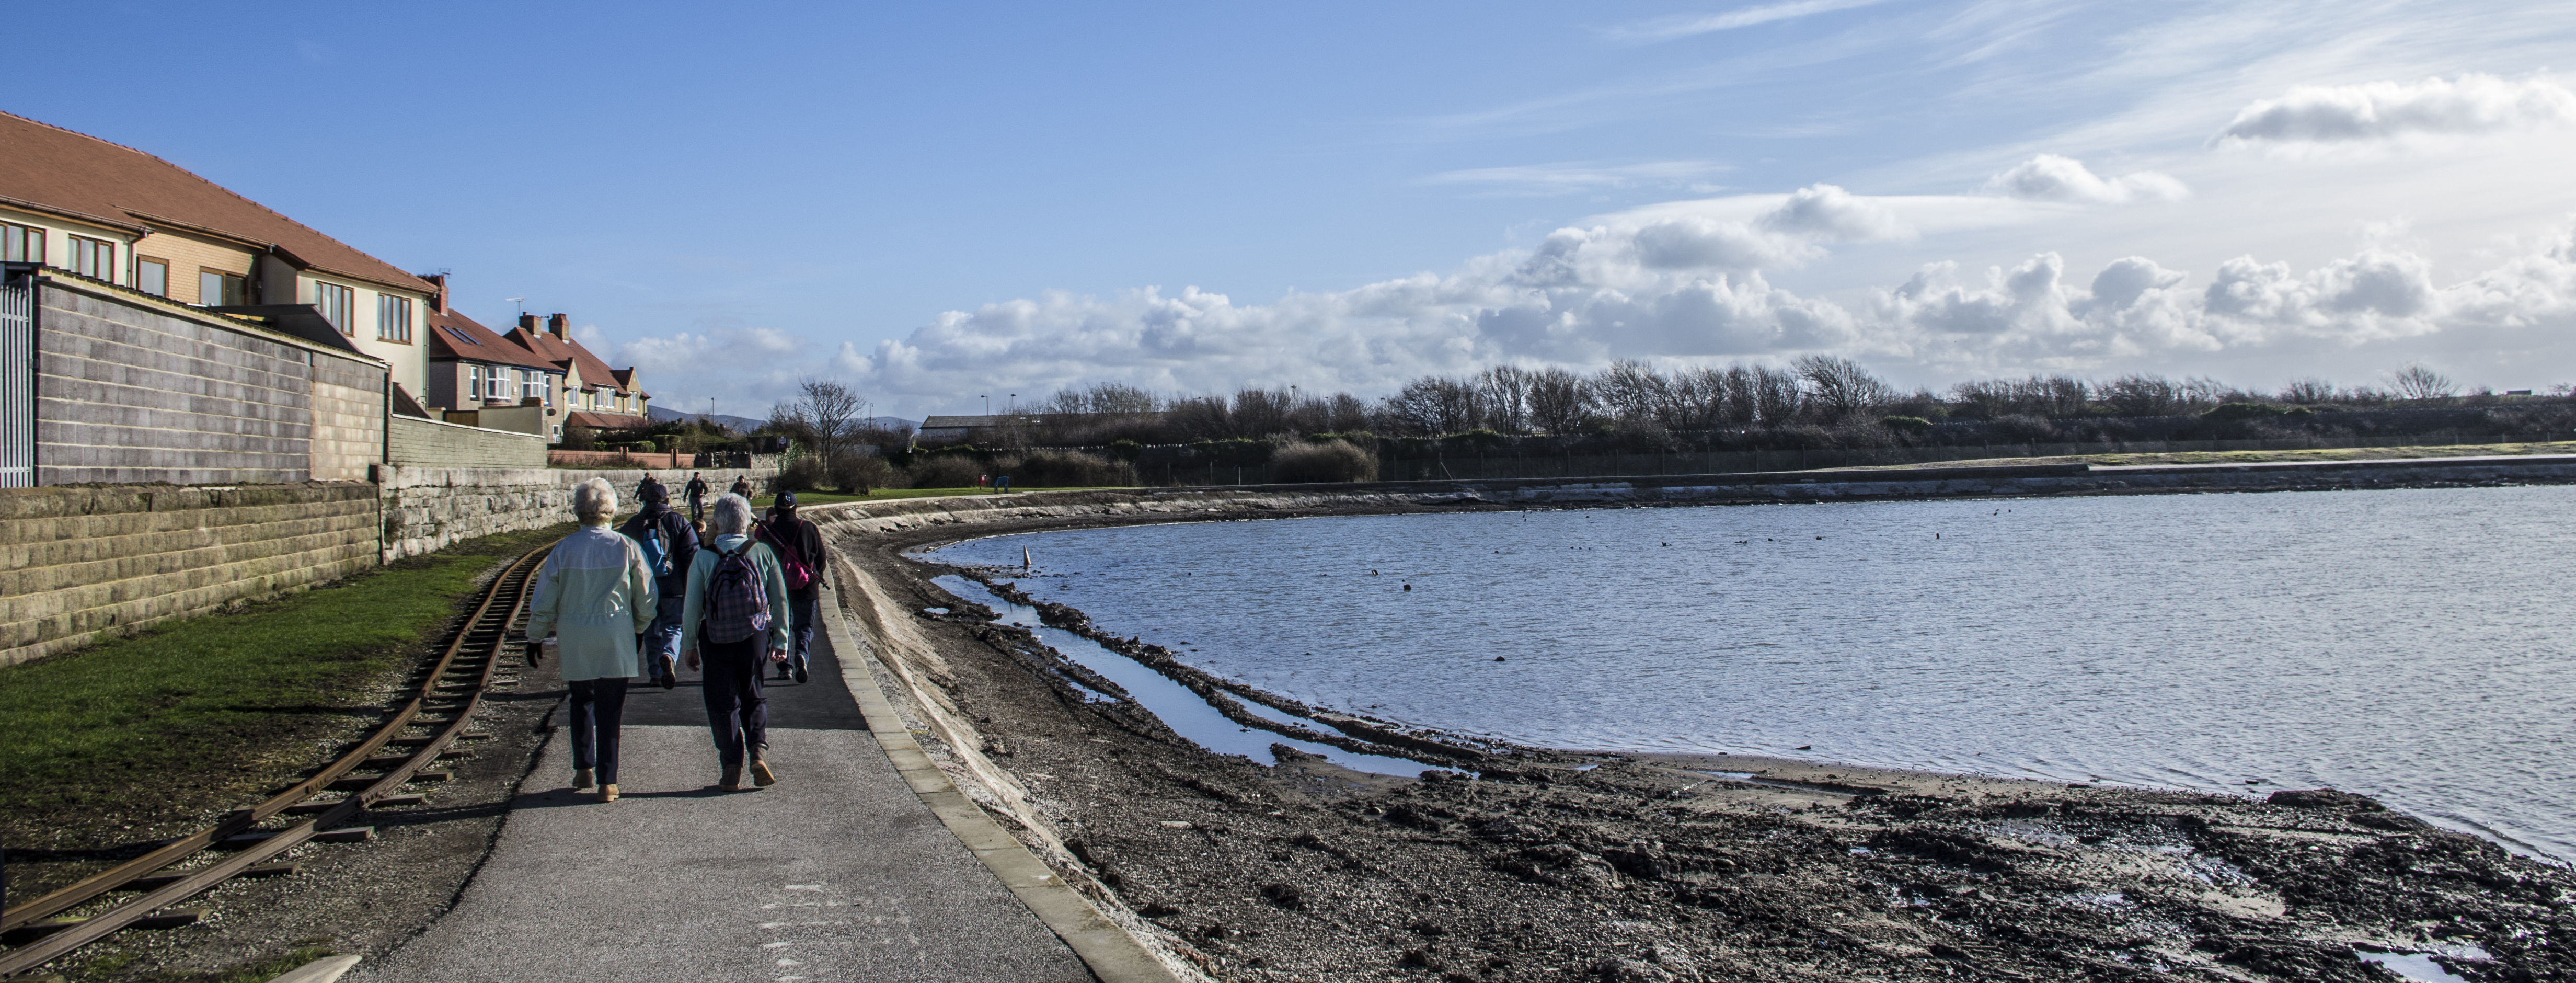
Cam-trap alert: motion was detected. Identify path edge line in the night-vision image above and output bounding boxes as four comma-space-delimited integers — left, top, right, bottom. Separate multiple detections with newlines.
816, 562, 1190, 983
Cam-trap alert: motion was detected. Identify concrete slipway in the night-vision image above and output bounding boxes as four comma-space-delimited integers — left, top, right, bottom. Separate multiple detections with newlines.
346, 579, 1176, 983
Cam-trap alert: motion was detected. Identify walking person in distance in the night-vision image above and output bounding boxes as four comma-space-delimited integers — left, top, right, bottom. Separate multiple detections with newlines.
684, 471, 709, 525
729, 474, 752, 498
680, 494, 792, 791
756, 491, 825, 684
619, 479, 698, 689
527, 478, 658, 803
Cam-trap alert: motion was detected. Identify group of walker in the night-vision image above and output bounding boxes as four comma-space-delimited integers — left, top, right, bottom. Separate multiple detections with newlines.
524, 471, 824, 802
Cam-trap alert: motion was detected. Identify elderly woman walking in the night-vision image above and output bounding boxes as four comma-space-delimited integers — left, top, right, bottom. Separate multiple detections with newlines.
527, 478, 658, 803
680, 493, 793, 791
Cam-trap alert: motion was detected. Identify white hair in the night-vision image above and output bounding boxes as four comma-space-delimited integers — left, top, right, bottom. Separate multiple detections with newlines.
573, 477, 618, 523
709, 493, 754, 535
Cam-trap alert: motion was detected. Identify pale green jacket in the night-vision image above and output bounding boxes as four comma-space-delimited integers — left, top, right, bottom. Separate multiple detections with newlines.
527, 525, 658, 682
679, 533, 794, 654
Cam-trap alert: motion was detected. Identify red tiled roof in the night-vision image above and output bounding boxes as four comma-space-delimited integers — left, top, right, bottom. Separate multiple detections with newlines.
427, 307, 558, 370
567, 410, 651, 430
505, 324, 645, 397
0, 111, 435, 295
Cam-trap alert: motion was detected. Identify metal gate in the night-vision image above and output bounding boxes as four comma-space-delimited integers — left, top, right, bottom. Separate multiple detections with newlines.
1, 271, 32, 487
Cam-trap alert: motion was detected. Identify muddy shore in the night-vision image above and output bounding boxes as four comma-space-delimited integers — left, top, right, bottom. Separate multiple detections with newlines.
826, 493, 2576, 982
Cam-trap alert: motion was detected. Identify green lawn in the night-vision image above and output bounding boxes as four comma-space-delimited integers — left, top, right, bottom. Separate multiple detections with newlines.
0, 523, 572, 844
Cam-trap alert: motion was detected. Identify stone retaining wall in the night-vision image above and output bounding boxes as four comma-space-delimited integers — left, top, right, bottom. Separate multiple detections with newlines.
378, 462, 781, 561
388, 415, 548, 469
0, 483, 379, 667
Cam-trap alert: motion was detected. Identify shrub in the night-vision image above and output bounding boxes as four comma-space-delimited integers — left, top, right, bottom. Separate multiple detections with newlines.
1991, 414, 2059, 442
827, 452, 895, 493
1271, 440, 1379, 483
904, 454, 986, 489
775, 454, 825, 493
2203, 402, 2313, 422
1007, 450, 1135, 487
1879, 415, 1935, 436
1188, 437, 1273, 466
1108, 439, 1143, 462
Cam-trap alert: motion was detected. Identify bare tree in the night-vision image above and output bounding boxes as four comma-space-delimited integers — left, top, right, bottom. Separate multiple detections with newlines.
1475, 365, 1535, 433
2389, 364, 2457, 401
1377, 376, 1484, 436
1527, 368, 1592, 436
2279, 378, 2338, 404
1792, 355, 1896, 421
1750, 365, 1803, 424
2099, 374, 2186, 416
1230, 387, 1295, 438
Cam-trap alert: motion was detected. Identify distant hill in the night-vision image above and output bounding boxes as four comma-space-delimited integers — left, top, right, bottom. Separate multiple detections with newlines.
648, 406, 919, 435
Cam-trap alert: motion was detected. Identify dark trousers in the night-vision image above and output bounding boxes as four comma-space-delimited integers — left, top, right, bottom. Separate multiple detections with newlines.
780, 589, 818, 677
700, 639, 768, 771
567, 677, 629, 784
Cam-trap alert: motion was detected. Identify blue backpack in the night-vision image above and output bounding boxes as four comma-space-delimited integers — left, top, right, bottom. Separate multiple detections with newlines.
624, 512, 673, 577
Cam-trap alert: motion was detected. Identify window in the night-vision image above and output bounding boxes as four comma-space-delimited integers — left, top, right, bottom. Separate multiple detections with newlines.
466, 365, 486, 404
522, 370, 544, 403
136, 257, 169, 297
444, 326, 481, 346
540, 374, 554, 406
376, 294, 412, 342
2, 223, 43, 264
487, 366, 510, 401
68, 236, 113, 280
311, 281, 354, 334
199, 269, 247, 306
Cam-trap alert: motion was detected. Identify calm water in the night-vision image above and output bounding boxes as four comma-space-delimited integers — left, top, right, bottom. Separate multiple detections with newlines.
928, 486, 2576, 860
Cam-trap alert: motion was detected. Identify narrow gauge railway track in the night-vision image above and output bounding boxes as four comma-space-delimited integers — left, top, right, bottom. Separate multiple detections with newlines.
0, 544, 555, 978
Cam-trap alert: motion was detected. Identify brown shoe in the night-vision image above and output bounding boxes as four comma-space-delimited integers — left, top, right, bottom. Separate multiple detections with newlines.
599, 784, 619, 803
573, 768, 595, 790
750, 758, 778, 787
721, 767, 743, 792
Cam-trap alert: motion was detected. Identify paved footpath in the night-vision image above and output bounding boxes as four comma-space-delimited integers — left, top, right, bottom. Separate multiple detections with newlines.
351, 584, 1093, 983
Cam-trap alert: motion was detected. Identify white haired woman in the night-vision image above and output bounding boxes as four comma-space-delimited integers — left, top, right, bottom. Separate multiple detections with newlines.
527, 477, 658, 802
679, 493, 792, 791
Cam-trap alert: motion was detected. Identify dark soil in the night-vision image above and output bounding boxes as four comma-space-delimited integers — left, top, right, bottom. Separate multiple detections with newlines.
837, 500, 2576, 982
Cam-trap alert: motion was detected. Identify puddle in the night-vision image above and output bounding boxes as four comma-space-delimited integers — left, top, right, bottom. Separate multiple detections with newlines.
2354, 944, 2488, 982
931, 576, 1426, 776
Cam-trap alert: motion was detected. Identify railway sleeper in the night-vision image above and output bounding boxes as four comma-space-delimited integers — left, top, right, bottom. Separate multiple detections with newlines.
212, 828, 374, 850
2, 909, 205, 943
361, 752, 463, 768
325, 771, 450, 791
128, 864, 301, 890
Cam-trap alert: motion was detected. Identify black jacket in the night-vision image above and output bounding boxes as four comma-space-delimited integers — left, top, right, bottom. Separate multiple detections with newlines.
620, 502, 700, 593
756, 511, 825, 596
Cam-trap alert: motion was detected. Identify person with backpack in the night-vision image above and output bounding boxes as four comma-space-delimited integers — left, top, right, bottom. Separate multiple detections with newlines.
619, 480, 699, 689
684, 472, 710, 524
527, 478, 658, 803
678, 493, 792, 792
755, 491, 826, 684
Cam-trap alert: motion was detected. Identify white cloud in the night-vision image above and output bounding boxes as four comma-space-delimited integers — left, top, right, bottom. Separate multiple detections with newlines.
1422, 160, 1729, 196
2217, 73, 2576, 147
1981, 155, 2189, 204
1604, 0, 1893, 43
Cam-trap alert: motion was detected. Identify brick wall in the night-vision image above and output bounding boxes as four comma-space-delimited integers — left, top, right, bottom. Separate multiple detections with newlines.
0, 482, 379, 667
387, 415, 547, 469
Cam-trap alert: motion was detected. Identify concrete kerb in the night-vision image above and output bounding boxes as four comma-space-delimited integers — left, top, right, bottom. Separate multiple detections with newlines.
816, 564, 1187, 983
267, 955, 361, 983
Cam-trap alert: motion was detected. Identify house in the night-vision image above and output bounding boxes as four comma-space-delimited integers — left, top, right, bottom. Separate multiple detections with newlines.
420, 277, 565, 438
0, 111, 440, 405
500, 312, 651, 436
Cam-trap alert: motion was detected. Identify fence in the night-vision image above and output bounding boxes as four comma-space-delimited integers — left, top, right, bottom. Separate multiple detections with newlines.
1, 270, 30, 488
1135, 432, 2568, 487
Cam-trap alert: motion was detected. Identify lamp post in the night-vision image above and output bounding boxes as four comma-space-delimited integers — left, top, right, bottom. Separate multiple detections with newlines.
981, 395, 988, 415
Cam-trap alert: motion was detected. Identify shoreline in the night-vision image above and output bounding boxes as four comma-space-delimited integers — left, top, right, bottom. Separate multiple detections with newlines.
816, 485, 2576, 981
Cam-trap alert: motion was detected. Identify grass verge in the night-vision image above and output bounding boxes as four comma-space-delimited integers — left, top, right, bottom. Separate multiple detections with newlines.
0, 523, 572, 891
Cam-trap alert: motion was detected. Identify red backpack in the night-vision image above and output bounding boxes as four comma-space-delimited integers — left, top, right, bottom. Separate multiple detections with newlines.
761, 518, 815, 591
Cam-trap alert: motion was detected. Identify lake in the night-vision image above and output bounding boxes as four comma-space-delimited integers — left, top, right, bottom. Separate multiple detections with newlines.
925, 485, 2576, 860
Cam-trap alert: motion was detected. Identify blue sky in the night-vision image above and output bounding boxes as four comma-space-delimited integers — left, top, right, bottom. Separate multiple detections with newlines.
17, 1, 2576, 416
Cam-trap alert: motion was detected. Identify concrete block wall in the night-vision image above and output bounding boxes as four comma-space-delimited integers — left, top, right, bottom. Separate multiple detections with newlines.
34, 280, 329, 485
0, 483, 379, 667
387, 415, 548, 469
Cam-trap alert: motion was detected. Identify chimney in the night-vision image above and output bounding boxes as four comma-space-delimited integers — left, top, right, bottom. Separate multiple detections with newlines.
518, 313, 539, 334
547, 313, 569, 340
420, 273, 447, 313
